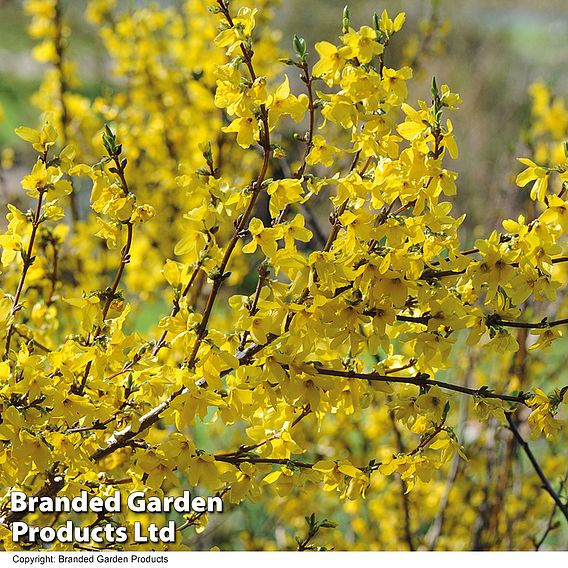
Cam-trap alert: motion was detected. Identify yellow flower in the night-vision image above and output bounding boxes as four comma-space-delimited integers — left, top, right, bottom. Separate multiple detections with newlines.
266, 178, 305, 218
527, 388, 562, 439
312, 41, 351, 86
21, 160, 72, 201
214, 7, 258, 55
378, 10, 406, 37
131, 203, 155, 223
268, 76, 309, 126
516, 158, 549, 202
397, 103, 429, 141
242, 218, 283, 256
541, 195, 568, 231
415, 386, 447, 422
222, 116, 261, 149
528, 327, 563, 351
306, 135, 339, 167
381, 66, 412, 101
21, 160, 49, 195
341, 26, 383, 64
15, 120, 57, 153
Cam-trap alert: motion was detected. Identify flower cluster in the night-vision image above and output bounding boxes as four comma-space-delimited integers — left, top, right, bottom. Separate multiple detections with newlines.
0, 0, 566, 552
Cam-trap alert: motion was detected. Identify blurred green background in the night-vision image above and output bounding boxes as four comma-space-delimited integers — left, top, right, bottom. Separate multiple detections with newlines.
1, 0, 568, 234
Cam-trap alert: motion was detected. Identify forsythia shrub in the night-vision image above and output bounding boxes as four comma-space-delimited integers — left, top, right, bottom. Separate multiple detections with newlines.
0, 0, 567, 551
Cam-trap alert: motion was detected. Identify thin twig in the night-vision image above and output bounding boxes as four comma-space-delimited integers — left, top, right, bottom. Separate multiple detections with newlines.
4, 151, 48, 360
505, 413, 568, 524
75, 147, 134, 396
315, 367, 530, 405
534, 471, 568, 550
389, 410, 415, 551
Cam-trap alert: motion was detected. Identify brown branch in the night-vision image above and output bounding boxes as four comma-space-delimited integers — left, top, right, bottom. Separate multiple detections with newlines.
0, 467, 65, 526
150, 257, 206, 359
75, 146, 134, 396
238, 54, 318, 351
216, 406, 310, 459
89, 1, 273, 461
45, 236, 60, 305
534, 471, 568, 550
505, 413, 568, 524
394, 310, 568, 331
183, 2, 272, 370
424, 255, 568, 280
177, 487, 230, 533
314, 367, 530, 405
408, 422, 445, 457
4, 152, 48, 360
213, 455, 315, 469
13, 327, 52, 353
321, 152, 366, 255
295, 58, 316, 179
238, 262, 270, 350
425, 354, 473, 549
388, 410, 415, 551
65, 414, 118, 434
494, 317, 568, 329
101, 255, 208, 387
